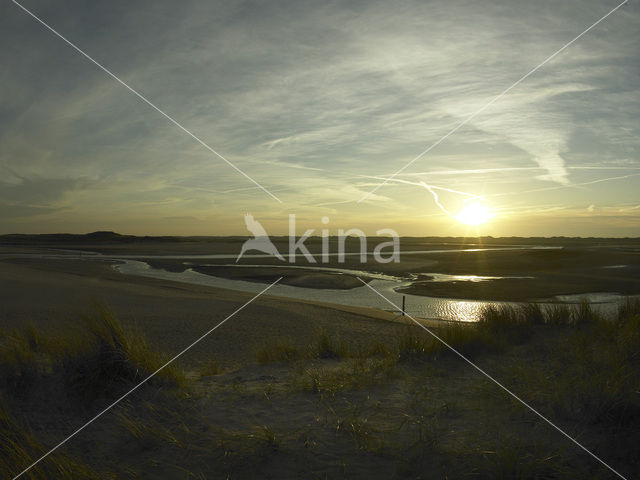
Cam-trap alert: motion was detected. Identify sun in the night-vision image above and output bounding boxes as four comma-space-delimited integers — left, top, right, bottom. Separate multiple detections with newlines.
456, 201, 493, 226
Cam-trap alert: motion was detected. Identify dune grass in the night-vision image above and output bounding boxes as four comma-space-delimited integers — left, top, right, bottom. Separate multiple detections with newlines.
524, 308, 640, 426
62, 306, 187, 395
256, 304, 549, 367
255, 338, 304, 363
544, 303, 573, 326
0, 306, 188, 478
0, 306, 186, 399
1, 301, 638, 478
0, 395, 101, 479
617, 296, 640, 321
255, 328, 351, 364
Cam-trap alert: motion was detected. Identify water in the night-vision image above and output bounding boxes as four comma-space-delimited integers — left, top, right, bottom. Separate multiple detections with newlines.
416, 273, 534, 282
113, 260, 627, 322
2, 247, 629, 322
89, 245, 563, 260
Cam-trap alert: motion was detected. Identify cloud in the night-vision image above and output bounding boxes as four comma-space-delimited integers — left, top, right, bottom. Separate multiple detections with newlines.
0, 202, 60, 218
0, 0, 638, 235
0, 169, 94, 207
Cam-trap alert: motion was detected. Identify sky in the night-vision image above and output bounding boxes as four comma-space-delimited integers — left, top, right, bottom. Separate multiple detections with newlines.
1, 0, 639, 237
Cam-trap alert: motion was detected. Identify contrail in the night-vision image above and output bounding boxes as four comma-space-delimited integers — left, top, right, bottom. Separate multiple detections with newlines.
420, 181, 451, 215
358, 175, 484, 214
360, 175, 480, 198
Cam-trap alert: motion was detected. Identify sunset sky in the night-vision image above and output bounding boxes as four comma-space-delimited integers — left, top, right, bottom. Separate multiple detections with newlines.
1, 0, 638, 237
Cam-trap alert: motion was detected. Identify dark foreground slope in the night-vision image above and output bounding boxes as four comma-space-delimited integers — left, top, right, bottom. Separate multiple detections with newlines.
2, 302, 639, 479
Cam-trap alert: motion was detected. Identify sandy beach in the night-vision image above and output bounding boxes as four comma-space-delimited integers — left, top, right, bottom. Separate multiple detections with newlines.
0, 256, 411, 368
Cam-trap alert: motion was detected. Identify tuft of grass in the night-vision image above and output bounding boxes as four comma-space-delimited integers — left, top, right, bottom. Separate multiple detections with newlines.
23, 324, 42, 352
396, 328, 431, 363
199, 358, 222, 377
519, 303, 545, 325
0, 307, 187, 401
255, 339, 303, 364
395, 321, 507, 364
362, 341, 394, 359
256, 330, 356, 364
543, 301, 603, 327
544, 304, 572, 326
569, 300, 600, 326
617, 297, 640, 321
477, 305, 533, 344
314, 328, 349, 359
295, 357, 396, 397
60, 307, 187, 397
335, 410, 388, 455
440, 322, 506, 357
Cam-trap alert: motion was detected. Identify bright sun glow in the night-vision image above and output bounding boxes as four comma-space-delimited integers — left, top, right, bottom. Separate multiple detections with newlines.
456, 202, 493, 226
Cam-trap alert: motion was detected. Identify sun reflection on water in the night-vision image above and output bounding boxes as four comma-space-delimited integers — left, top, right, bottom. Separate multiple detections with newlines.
435, 299, 489, 322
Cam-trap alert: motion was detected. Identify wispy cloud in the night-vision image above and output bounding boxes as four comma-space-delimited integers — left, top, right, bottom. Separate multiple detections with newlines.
0, 0, 637, 235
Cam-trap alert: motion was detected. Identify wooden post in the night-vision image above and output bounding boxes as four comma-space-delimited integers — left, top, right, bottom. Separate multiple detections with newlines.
402, 295, 406, 316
